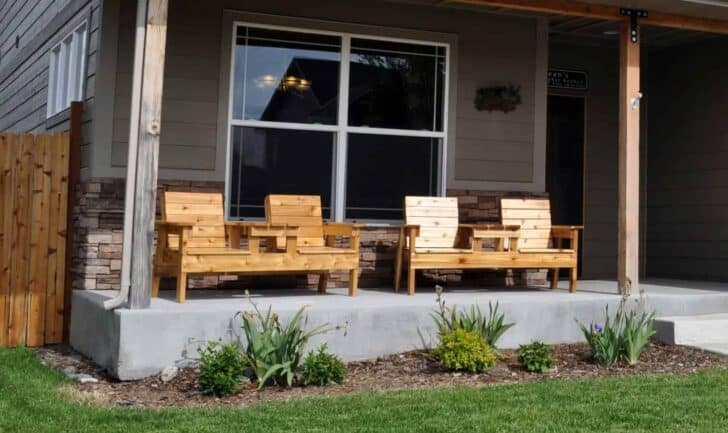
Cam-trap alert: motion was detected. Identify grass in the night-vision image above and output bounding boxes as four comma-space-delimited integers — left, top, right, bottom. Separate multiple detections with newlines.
1, 348, 727, 433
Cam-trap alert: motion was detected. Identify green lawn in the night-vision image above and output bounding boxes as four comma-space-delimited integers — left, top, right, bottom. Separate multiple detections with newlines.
1, 348, 727, 433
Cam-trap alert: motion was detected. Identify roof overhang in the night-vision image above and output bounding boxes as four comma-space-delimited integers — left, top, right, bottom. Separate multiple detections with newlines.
438, 0, 728, 34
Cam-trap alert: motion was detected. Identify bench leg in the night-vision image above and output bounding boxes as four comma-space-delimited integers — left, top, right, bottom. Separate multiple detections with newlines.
348, 268, 359, 297
318, 272, 329, 293
407, 266, 416, 296
569, 267, 578, 293
177, 272, 187, 303
550, 268, 559, 290
152, 274, 161, 298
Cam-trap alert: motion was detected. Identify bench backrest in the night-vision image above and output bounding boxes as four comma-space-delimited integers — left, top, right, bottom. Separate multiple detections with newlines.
404, 196, 459, 250
162, 192, 226, 249
500, 198, 552, 250
265, 195, 324, 248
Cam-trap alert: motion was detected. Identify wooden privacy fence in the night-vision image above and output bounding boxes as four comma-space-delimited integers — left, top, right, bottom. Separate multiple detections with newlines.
0, 103, 81, 347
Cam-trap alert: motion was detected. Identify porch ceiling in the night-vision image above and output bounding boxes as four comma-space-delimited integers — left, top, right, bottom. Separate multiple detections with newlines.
391, 0, 728, 21
389, 0, 724, 47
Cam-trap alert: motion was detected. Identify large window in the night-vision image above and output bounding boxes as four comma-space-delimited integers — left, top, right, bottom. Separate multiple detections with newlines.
227, 24, 447, 220
47, 22, 88, 118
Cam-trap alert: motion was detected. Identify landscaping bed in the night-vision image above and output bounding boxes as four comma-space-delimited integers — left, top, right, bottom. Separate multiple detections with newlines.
36, 342, 727, 409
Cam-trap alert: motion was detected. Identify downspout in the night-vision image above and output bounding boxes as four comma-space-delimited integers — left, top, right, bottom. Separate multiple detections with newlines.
105, 0, 147, 310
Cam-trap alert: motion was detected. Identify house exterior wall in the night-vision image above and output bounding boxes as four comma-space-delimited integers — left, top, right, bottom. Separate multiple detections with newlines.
548, 42, 619, 279
101, 0, 548, 192
645, 37, 728, 280
69, 0, 553, 291
0, 0, 102, 172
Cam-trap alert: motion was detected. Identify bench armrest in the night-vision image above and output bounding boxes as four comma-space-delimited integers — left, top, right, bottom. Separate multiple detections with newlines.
155, 220, 193, 229
551, 225, 583, 239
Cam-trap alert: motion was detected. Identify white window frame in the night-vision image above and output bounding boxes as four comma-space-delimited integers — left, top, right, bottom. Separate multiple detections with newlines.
47, 21, 88, 118
225, 22, 450, 222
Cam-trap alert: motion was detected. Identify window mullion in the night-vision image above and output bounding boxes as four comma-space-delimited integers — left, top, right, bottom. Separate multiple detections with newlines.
333, 36, 351, 222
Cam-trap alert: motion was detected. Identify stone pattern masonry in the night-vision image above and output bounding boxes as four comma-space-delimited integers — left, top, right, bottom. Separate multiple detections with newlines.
71, 178, 547, 291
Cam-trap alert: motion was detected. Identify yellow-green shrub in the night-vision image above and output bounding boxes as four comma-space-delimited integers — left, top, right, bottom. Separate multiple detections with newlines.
435, 329, 497, 373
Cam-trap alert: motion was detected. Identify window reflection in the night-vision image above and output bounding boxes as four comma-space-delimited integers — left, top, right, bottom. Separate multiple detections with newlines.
229, 126, 333, 218
348, 39, 446, 131
346, 134, 440, 220
233, 27, 341, 124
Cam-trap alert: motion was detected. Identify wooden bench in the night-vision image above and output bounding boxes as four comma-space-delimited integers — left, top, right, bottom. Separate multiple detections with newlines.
393, 196, 583, 295
500, 198, 582, 292
393, 196, 521, 295
153, 192, 361, 303
264, 195, 361, 295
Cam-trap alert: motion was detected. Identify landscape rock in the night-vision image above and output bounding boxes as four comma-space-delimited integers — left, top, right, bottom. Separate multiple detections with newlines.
160, 366, 179, 383
68, 373, 99, 384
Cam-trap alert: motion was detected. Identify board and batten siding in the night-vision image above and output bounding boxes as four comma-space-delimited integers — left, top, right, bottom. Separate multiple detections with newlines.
105, 0, 547, 190
646, 37, 728, 280
0, 0, 101, 171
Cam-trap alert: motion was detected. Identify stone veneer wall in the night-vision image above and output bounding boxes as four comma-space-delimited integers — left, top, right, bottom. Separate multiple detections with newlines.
71, 179, 547, 291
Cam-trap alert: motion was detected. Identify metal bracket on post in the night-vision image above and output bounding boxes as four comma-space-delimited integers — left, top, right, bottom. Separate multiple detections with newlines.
620, 8, 648, 43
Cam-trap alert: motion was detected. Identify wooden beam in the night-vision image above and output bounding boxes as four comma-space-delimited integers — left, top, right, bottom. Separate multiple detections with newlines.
618, 20, 640, 295
445, 0, 621, 20
129, 0, 169, 310
446, 0, 728, 34
643, 12, 728, 35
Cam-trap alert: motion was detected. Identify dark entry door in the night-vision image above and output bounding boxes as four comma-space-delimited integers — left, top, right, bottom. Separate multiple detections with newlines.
546, 95, 585, 275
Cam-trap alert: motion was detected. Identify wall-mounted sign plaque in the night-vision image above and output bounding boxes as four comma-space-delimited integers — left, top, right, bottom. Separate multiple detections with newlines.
548, 69, 588, 91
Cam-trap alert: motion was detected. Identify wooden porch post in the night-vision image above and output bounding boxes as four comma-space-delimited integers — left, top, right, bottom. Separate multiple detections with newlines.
129, 0, 169, 309
618, 18, 641, 295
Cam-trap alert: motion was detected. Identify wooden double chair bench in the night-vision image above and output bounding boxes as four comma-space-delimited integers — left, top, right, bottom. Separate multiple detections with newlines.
154, 192, 361, 303
153, 192, 582, 302
394, 196, 583, 295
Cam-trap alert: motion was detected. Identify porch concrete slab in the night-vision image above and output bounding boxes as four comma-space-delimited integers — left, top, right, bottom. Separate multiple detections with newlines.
654, 313, 728, 346
691, 344, 728, 356
70, 279, 728, 380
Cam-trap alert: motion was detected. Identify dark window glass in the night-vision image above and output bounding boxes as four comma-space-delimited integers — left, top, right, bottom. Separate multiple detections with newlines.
348, 39, 446, 131
345, 134, 440, 220
229, 126, 333, 218
233, 27, 341, 124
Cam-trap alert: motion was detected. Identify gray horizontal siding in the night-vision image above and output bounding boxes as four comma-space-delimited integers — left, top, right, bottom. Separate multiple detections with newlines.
111, 0, 222, 171
0, 0, 101, 170
108, 0, 542, 183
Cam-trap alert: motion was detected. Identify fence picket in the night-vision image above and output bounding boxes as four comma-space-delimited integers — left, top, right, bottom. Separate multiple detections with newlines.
0, 131, 72, 347
0, 134, 14, 347
8, 135, 33, 346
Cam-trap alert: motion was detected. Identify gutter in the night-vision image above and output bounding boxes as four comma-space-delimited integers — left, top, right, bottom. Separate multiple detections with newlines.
105, 0, 148, 310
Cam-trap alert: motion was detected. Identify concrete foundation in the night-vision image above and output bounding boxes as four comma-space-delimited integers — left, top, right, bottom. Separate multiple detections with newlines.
70, 279, 728, 380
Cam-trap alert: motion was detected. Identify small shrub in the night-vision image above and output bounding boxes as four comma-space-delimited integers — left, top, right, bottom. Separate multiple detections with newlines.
302, 344, 347, 386
198, 341, 246, 397
435, 329, 498, 373
430, 286, 515, 348
576, 295, 656, 367
621, 309, 656, 365
578, 308, 622, 367
517, 341, 554, 373
239, 300, 330, 389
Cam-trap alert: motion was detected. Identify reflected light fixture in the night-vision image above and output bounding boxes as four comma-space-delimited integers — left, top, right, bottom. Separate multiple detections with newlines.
255, 74, 278, 88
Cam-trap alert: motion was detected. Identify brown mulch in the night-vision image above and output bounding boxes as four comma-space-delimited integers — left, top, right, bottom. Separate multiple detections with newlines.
35, 343, 727, 409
